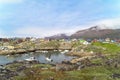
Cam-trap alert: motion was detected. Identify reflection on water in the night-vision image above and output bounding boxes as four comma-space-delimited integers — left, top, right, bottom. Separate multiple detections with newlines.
0, 51, 75, 65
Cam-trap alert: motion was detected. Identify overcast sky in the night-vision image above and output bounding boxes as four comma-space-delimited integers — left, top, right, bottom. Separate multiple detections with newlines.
0, 0, 120, 38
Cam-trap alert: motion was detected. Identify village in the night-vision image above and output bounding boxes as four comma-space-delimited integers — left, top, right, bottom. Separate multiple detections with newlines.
0, 37, 120, 80
0, 37, 120, 52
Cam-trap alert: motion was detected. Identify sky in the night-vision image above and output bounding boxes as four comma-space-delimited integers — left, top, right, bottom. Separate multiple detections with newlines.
0, 0, 120, 38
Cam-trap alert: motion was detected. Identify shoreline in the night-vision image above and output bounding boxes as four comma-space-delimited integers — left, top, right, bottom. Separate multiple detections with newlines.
0, 48, 72, 55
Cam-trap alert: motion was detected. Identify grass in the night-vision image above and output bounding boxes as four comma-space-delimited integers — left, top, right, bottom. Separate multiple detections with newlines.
31, 64, 52, 69
5, 63, 23, 71
40, 41, 60, 49
91, 42, 120, 55
15, 68, 65, 80
13, 64, 120, 80
91, 58, 103, 64
65, 66, 120, 80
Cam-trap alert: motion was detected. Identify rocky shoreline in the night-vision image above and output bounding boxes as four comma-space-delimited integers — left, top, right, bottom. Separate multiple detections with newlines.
0, 53, 120, 80
0, 60, 40, 80
0, 48, 72, 55
0, 53, 119, 80
0, 50, 37, 55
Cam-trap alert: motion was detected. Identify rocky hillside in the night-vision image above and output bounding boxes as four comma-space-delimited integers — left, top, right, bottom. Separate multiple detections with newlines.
71, 26, 120, 39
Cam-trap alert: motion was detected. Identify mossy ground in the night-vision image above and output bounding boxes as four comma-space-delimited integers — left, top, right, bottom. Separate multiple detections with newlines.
13, 65, 120, 80
5, 42, 120, 80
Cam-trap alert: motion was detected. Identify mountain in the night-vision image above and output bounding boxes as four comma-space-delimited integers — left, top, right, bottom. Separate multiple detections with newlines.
45, 33, 70, 40
45, 25, 120, 39
71, 25, 120, 39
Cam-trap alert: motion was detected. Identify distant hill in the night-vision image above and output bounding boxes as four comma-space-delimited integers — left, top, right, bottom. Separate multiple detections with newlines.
71, 26, 120, 39
45, 34, 70, 40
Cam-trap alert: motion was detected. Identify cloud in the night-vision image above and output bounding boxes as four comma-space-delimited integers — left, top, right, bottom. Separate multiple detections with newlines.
91, 18, 120, 29
14, 18, 120, 38
0, 0, 23, 4
73, 18, 120, 30
1, 0, 120, 38
0, 28, 6, 38
15, 26, 79, 38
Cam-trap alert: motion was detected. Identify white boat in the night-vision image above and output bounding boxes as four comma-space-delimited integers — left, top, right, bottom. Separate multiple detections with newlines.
45, 57, 53, 62
25, 57, 36, 61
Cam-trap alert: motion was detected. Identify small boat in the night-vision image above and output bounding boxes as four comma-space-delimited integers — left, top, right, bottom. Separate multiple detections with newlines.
45, 57, 53, 62
25, 57, 36, 61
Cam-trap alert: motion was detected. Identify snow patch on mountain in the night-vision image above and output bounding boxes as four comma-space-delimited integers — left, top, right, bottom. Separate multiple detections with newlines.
94, 18, 120, 29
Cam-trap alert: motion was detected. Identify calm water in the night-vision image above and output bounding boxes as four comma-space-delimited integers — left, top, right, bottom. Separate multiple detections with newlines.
0, 51, 75, 65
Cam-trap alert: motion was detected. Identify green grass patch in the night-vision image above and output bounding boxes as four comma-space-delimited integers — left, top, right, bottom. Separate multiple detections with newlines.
91, 58, 103, 64
31, 64, 52, 68
65, 66, 120, 80
92, 42, 120, 55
